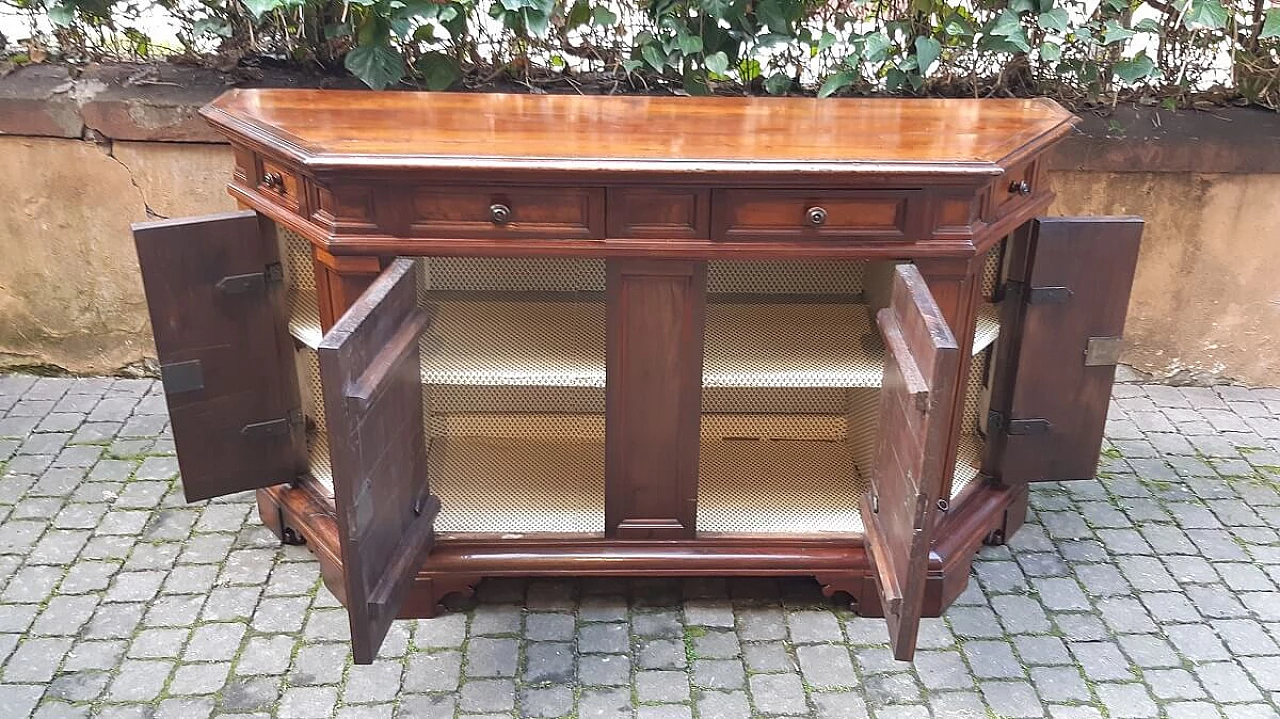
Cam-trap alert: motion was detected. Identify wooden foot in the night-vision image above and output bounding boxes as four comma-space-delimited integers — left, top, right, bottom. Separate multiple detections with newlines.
399, 575, 483, 619
256, 488, 305, 545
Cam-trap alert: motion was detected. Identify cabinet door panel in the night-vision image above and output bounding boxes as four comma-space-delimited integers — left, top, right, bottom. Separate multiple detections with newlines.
990, 217, 1143, 482
863, 263, 960, 661
318, 258, 438, 664
133, 211, 303, 502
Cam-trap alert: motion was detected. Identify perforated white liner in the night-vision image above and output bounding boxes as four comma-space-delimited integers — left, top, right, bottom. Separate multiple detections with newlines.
278, 227, 999, 535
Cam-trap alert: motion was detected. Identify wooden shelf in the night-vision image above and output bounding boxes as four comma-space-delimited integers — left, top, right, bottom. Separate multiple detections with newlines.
288, 297, 1001, 389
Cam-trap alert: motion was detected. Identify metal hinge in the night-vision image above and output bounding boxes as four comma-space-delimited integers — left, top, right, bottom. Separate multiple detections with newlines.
216, 262, 284, 296
1006, 280, 1071, 305
240, 408, 304, 439
988, 410, 1052, 436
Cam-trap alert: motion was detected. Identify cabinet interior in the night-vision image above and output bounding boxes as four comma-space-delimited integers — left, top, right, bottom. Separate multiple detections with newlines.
279, 226, 1003, 537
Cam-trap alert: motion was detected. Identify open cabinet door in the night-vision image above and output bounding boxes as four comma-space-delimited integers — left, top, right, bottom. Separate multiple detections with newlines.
317, 258, 439, 665
863, 264, 960, 661
989, 217, 1143, 482
133, 211, 304, 502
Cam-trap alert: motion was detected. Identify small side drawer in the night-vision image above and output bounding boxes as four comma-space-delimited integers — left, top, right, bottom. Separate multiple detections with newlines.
989, 159, 1039, 219
712, 190, 920, 242
607, 187, 710, 239
397, 186, 605, 239
256, 158, 303, 212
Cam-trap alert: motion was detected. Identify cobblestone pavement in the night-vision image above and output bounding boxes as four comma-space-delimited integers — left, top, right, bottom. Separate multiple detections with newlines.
0, 375, 1279, 718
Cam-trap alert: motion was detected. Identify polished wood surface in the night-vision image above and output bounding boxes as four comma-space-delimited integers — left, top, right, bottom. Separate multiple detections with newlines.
318, 258, 439, 664
156, 94, 1145, 665
986, 217, 1144, 484
203, 90, 1074, 175
605, 259, 706, 539
863, 264, 959, 660
133, 211, 305, 502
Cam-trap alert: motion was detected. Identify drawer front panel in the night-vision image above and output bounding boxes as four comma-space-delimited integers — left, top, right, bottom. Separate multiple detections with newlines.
401, 186, 605, 239
607, 187, 711, 239
257, 158, 303, 212
989, 159, 1039, 219
712, 190, 919, 242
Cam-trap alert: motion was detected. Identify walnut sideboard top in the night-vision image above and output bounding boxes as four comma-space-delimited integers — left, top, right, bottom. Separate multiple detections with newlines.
200, 90, 1076, 259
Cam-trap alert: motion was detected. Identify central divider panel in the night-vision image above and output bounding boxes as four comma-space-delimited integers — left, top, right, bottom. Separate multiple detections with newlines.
276, 224, 1005, 538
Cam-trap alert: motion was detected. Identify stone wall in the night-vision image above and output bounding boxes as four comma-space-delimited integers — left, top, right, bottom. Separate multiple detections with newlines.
0, 64, 1277, 386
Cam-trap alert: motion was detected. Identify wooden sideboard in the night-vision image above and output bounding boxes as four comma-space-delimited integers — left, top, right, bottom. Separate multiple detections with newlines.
132, 90, 1142, 664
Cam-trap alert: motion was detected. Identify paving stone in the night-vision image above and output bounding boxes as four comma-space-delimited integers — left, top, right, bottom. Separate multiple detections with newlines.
738, 607, 788, 641
1194, 661, 1264, 702
170, 662, 231, 695
1095, 683, 1158, 718
525, 612, 575, 641
469, 604, 521, 636
684, 599, 735, 627
914, 650, 974, 690
106, 658, 172, 701
279, 686, 338, 719
748, 672, 807, 715
578, 622, 629, 654
639, 637, 688, 669
743, 641, 794, 673
787, 609, 842, 643
343, 660, 403, 702
1144, 668, 1207, 700
963, 640, 1024, 679
796, 644, 856, 689
1165, 623, 1232, 662
520, 685, 575, 718
574, 686, 628, 719
398, 694, 455, 718
696, 690, 752, 719
219, 677, 282, 712
1030, 666, 1091, 702
692, 629, 741, 659
578, 653, 630, 686
1069, 641, 1135, 681
466, 637, 519, 677
1117, 634, 1183, 668
235, 635, 296, 675
636, 669, 691, 702
691, 657, 746, 690
524, 641, 574, 684
979, 681, 1045, 719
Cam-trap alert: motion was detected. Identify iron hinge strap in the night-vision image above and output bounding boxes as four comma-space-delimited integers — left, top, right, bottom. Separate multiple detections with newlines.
240, 408, 304, 439
988, 411, 1052, 436
216, 262, 284, 296
1005, 280, 1072, 305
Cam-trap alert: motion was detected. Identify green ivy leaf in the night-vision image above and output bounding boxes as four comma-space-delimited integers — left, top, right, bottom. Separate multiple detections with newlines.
704, 50, 729, 75
345, 42, 404, 90
817, 31, 837, 52
1036, 8, 1069, 33
642, 43, 668, 72
914, 36, 941, 75
1133, 17, 1162, 32
1114, 50, 1156, 82
818, 69, 856, 97
1184, 0, 1228, 29
989, 10, 1023, 37
1008, 0, 1036, 13
522, 8, 550, 36
699, 0, 733, 18
764, 72, 792, 95
47, 1, 76, 26
1102, 19, 1136, 44
756, 0, 792, 35
1259, 7, 1280, 38
1038, 41, 1062, 61
677, 32, 703, 55
566, 0, 590, 27
943, 14, 974, 37
862, 31, 892, 63
592, 5, 618, 26
417, 51, 459, 91
241, 0, 282, 19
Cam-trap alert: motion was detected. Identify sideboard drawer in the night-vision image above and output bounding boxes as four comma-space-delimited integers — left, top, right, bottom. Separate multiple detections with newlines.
989, 159, 1039, 219
257, 158, 303, 213
711, 190, 919, 242
399, 186, 605, 239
